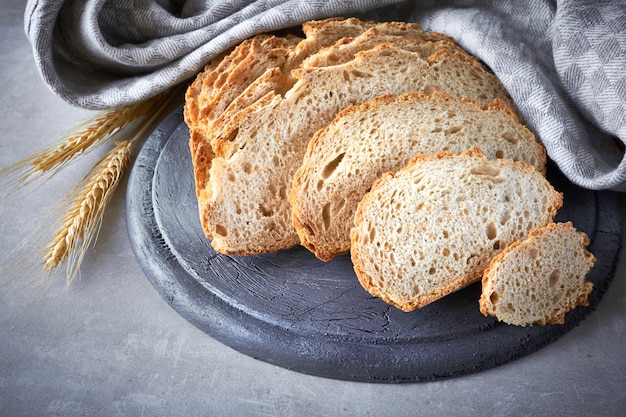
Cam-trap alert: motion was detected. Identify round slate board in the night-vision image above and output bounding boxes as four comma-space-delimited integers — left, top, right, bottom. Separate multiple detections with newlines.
126, 105, 622, 382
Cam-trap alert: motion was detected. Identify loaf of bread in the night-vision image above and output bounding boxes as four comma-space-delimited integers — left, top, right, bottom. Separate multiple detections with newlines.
199, 42, 520, 255
479, 222, 595, 326
183, 18, 595, 327
350, 148, 563, 312
291, 92, 546, 261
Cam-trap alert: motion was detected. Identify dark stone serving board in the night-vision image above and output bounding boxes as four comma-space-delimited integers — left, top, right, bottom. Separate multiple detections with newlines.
126, 104, 622, 382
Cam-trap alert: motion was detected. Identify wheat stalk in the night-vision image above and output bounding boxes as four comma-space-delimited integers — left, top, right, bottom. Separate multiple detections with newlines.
42, 140, 133, 284
31, 106, 141, 173
1, 85, 183, 290
41, 86, 183, 285
0, 91, 167, 193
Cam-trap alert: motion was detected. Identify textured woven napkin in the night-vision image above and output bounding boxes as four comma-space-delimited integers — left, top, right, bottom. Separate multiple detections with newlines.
25, 0, 626, 191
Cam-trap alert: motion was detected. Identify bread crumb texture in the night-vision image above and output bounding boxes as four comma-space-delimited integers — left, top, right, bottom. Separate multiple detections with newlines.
290, 92, 545, 261
350, 149, 562, 312
479, 222, 595, 326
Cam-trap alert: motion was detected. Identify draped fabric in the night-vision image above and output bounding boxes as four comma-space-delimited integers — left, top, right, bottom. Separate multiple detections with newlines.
25, 0, 626, 191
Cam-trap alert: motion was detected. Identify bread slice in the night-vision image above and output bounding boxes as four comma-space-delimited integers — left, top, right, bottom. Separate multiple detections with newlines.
350, 148, 563, 312
198, 43, 522, 255
479, 222, 595, 326
291, 92, 546, 261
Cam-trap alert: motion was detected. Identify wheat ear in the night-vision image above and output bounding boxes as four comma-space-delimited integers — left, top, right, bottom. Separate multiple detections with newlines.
0, 92, 166, 193
42, 140, 133, 284
40, 86, 183, 285
31, 106, 142, 173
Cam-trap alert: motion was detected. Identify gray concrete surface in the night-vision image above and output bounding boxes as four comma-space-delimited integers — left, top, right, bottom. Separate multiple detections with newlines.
1, 2, 625, 416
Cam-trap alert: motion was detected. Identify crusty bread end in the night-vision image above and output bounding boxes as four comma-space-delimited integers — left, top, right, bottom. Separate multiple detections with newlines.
479, 222, 595, 326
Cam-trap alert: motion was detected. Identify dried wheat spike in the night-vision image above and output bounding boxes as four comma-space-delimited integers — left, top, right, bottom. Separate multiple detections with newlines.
42, 140, 133, 284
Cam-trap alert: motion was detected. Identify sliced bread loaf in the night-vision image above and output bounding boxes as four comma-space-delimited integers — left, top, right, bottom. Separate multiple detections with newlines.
291, 92, 546, 261
479, 222, 595, 326
198, 44, 522, 255
350, 148, 563, 312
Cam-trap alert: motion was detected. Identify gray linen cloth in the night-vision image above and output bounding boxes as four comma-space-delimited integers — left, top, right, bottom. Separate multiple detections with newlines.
25, 0, 626, 191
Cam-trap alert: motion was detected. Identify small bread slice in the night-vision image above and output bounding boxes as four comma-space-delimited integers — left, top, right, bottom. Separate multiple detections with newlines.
291, 92, 545, 261
350, 148, 563, 312
479, 222, 595, 326
199, 44, 521, 255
